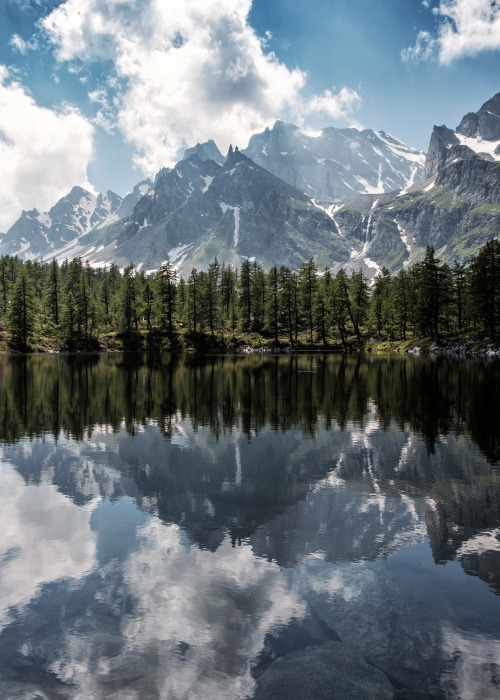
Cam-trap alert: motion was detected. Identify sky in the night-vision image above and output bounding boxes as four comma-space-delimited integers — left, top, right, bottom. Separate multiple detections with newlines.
0, 0, 499, 231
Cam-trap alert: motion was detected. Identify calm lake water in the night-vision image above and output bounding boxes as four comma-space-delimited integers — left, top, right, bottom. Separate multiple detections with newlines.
0, 352, 499, 699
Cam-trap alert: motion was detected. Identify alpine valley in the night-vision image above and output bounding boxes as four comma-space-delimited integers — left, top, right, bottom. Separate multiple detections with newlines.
1, 92, 499, 278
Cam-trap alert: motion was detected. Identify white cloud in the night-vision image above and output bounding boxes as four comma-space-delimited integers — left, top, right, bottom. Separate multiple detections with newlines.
49, 520, 305, 698
42, 0, 360, 175
0, 459, 97, 631
401, 31, 437, 62
303, 87, 361, 121
9, 34, 28, 54
0, 65, 95, 230
403, 0, 500, 63
9, 32, 39, 54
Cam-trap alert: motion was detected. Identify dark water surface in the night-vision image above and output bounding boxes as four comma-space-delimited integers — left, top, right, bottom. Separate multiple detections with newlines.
0, 353, 499, 699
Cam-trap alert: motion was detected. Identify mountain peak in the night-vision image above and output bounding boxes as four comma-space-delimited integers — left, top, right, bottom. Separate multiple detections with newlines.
243, 121, 425, 201
225, 144, 243, 163
425, 91, 500, 179
183, 139, 224, 165
456, 91, 500, 141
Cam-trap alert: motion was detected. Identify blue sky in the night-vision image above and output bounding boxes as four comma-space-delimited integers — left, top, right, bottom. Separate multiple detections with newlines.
0, 0, 499, 230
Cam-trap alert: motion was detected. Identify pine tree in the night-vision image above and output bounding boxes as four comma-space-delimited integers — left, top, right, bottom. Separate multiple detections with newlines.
43, 259, 61, 326
206, 258, 221, 337
369, 267, 391, 336
8, 269, 37, 349
62, 257, 84, 338
101, 263, 122, 327
0, 257, 13, 322
155, 262, 177, 335
331, 270, 350, 350
83, 261, 102, 338
415, 247, 451, 342
469, 239, 500, 338
278, 266, 295, 344
120, 264, 139, 332
450, 261, 469, 332
313, 270, 331, 346
186, 268, 200, 332
266, 266, 280, 344
239, 260, 252, 330
221, 264, 237, 337
251, 262, 266, 332
348, 270, 369, 343
391, 269, 410, 341
298, 258, 318, 344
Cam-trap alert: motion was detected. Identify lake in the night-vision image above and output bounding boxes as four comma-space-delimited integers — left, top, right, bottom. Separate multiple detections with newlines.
0, 352, 499, 699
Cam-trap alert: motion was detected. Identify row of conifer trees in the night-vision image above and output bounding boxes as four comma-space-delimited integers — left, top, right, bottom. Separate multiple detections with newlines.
2, 240, 499, 349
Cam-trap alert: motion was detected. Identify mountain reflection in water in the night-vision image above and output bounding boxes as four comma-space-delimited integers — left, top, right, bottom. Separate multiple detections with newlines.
0, 353, 499, 699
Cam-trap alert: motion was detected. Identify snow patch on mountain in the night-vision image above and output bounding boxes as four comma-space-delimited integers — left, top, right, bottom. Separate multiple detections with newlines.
243, 122, 426, 203
220, 203, 241, 246
455, 133, 500, 161
375, 131, 425, 164
37, 212, 52, 228
201, 176, 213, 193
168, 243, 194, 268
395, 221, 412, 266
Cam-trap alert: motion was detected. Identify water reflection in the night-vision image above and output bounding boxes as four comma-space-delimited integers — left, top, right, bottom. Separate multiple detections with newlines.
0, 353, 498, 699
1, 353, 499, 463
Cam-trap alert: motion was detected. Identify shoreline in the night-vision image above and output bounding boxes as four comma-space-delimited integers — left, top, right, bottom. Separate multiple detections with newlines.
2, 337, 500, 358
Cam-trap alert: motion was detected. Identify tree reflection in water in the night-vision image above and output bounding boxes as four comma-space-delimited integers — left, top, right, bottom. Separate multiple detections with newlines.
0, 353, 498, 699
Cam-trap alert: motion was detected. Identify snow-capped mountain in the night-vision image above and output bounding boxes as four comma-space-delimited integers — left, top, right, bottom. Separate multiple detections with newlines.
183, 139, 225, 165
60, 146, 349, 275
332, 92, 500, 274
425, 92, 500, 179
2, 95, 498, 279
0, 120, 427, 273
242, 121, 425, 203
0, 180, 152, 260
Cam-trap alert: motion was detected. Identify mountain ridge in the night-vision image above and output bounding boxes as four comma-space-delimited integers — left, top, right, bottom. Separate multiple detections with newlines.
1, 94, 499, 278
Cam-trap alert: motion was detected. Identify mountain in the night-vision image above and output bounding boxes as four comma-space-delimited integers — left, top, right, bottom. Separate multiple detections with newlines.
0, 121, 426, 274
3, 94, 498, 278
242, 121, 425, 202
0, 180, 153, 260
62, 146, 350, 275
331, 92, 500, 273
425, 92, 500, 179
183, 139, 225, 165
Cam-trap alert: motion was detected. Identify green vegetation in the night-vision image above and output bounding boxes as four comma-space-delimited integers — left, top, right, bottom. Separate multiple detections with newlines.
387, 186, 467, 213
467, 203, 500, 216
0, 239, 499, 353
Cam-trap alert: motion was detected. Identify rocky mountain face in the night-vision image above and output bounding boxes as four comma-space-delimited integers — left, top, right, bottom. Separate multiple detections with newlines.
0, 121, 424, 275
1, 94, 499, 277
332, 92, 500, 274
243, 121, 425, 202
68, 146, 350, 276
425, 92, 500, 179
183, 139, 225, 165
0, 180, 152, 260
0, 120, 425, 276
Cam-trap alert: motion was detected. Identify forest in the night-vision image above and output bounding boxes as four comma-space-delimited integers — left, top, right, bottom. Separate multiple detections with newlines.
1, 239, 499, 352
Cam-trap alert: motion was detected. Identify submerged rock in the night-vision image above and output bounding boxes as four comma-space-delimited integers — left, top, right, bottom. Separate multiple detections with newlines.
306, 566, 442, 693
252, 640, 394, 700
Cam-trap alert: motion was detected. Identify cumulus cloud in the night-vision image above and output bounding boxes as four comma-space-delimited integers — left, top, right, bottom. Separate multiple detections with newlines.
0, 66, 95, 230
403, 0, 500, 63
42, 0, 360, 174
0, 459, 97, 631
49, 520, 305, 698
303, 87, 361, 121
9, 34, 28, 54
